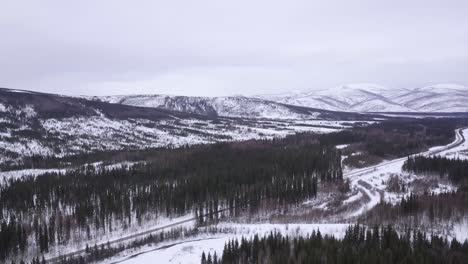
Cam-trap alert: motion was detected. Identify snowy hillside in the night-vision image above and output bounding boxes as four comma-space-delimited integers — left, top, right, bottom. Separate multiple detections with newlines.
257, 83, 468, 113
0, 88, 365, 167
95, 84, 468, 115
94, 94, 324, 119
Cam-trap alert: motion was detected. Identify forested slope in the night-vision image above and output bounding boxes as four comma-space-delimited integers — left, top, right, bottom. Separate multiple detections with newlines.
0, 136, 342, 262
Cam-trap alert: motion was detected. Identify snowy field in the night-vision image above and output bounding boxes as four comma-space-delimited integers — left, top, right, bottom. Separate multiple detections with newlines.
0, 161, 139, 182
103, 223, 349, 264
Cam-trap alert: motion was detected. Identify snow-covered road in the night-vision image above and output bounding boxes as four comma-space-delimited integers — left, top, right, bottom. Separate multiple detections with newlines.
344, 127, 466, 218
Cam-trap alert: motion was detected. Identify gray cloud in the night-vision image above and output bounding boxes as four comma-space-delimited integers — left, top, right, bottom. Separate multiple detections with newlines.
1, 0, 467, 96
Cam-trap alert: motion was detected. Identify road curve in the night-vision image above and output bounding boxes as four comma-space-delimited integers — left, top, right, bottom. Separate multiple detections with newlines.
344, 127, 466, 218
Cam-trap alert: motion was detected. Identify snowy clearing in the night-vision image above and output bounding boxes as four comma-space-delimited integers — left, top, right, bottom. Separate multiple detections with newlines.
103, 223, 349, 264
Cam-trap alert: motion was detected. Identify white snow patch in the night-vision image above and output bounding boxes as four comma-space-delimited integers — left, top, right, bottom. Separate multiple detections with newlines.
336, 144, 349, 149
0, 103, 7, 112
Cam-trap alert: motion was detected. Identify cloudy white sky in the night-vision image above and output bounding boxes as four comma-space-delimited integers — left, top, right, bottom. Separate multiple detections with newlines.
1, 0, 467, 96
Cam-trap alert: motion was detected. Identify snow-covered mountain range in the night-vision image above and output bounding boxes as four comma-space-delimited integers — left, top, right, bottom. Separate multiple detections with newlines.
256, 84, 468, 113
94, 84, 468, 115
92, 95, 325, 120
1, 83, 467, 167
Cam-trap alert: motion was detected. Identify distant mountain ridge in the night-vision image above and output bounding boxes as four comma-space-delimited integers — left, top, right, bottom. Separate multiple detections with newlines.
256, 83, 468, 113
92, 94, 326, 120
94, 84, 468, 116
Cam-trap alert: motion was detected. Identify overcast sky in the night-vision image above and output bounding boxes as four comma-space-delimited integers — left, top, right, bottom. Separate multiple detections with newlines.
1, 0, 467, 96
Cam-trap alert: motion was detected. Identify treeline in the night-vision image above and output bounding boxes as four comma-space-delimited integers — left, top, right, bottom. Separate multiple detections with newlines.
346, 119, 456, 155
320, 118, 462, 168
361, 119, 457, 157
0, 138, 342, 260
2, 130, 343, 171
0, 215, 27, 260
204, 224, 468, 264
363, 189, 468, 227
403, 156, 468, 184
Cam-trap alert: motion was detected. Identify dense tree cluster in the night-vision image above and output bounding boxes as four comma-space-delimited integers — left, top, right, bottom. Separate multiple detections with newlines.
361, 119, 457, 157
0, 138, 341, 260
205, 224, 468, 264
0, 215, 27, 260
403, 156, 468, 184
364, 189, 468, 227
318, 119, 461, 168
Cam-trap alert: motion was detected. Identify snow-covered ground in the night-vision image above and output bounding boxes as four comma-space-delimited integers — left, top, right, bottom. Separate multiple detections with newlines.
103, 223, 349, 264
0, 118, 355, 178
335, 144, 349, 150
452, 219, 468, 242
106, 218, 468, 264
0, 168, 67, 182
1, 111, 357, 166
42, 213, 196, 263
0, 161, 140, 182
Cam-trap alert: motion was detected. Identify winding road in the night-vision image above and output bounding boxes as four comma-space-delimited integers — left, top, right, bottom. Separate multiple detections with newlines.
346, 127, 465, 179
344, 127, 466, 217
